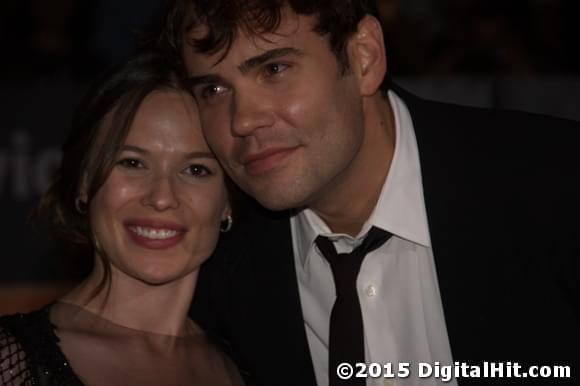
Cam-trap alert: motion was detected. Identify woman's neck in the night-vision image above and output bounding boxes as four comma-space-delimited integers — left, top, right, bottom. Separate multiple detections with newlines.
60, 258, 199, 337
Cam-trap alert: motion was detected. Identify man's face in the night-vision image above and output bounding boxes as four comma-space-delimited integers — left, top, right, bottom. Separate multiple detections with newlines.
183, 10, 366, 210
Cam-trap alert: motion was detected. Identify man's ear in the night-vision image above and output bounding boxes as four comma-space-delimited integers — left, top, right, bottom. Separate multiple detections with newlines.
347, 15, 387, 96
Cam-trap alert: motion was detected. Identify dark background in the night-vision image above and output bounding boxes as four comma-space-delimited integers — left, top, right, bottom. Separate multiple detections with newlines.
1, 0, 578, 312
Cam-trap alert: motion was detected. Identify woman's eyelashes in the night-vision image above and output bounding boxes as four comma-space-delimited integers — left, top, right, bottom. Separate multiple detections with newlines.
115, 156, 214, 179
183, 163, 213, 178
116, 157, 145, 169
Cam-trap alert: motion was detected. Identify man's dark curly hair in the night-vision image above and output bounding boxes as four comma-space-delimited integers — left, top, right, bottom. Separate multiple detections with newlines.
161, 0, 390, 93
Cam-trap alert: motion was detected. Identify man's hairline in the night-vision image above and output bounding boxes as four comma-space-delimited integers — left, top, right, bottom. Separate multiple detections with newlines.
179, 7, 345, 70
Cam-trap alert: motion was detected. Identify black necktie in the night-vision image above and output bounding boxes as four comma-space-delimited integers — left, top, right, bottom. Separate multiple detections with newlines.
315, 227, 392, 386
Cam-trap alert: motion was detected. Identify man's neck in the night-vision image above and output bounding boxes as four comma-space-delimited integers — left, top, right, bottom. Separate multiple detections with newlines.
310, 94, 395, 236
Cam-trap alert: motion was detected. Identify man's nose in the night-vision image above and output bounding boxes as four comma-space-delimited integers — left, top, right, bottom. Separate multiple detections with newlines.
230, 88, 275, 137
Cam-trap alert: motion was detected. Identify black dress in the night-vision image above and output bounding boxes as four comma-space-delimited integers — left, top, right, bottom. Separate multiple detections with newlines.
0, 304, 244, 386
0, 307, 83, 385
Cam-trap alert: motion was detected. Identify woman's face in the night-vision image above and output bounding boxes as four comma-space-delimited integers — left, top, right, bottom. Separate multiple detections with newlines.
87, 90, 229, 286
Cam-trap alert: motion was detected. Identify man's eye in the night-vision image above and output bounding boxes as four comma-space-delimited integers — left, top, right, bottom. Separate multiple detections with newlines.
200, 84, 228, 99
185, 164, 212, 177
117, 158, 144, 169
264, 63, 289, 77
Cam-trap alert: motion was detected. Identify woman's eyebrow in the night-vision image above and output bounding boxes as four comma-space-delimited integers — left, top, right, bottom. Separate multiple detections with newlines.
183, 151, 216, 159
120, 145, 148, 154
121, 145, 216, 160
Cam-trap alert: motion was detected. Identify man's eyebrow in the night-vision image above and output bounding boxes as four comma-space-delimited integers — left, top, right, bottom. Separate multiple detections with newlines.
239, 47, 302, 74
186, 47, 302, 86
186, 74, 224, 88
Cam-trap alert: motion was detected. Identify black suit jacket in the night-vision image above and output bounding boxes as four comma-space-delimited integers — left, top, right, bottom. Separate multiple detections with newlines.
192, 87, 580, 386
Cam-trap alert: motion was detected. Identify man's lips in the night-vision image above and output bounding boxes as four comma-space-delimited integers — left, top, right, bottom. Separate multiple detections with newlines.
241, 146, 299, 176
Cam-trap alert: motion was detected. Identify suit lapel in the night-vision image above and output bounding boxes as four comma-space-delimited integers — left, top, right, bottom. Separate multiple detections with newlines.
396, 87, 527, 361
228, 206, 317, 386
391, 86, 490, 359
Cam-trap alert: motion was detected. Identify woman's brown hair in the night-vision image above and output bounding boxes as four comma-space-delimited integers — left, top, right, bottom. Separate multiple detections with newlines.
35, 48, 189, 299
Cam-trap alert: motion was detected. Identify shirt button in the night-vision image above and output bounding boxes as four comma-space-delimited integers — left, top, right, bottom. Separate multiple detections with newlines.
365, 284, 377, 297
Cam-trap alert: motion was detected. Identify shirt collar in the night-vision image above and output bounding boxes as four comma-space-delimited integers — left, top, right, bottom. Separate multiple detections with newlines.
292, 90, 431, 267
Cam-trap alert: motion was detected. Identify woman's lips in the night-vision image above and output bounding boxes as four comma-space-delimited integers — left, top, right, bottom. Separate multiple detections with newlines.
124, 219, 187, 250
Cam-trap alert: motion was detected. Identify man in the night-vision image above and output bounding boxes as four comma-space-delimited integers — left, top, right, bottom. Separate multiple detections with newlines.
162, 1, 579, 385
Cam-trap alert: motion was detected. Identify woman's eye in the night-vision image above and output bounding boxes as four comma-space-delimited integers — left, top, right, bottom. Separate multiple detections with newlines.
117, 158, 144, 169
186, 164, 212, 177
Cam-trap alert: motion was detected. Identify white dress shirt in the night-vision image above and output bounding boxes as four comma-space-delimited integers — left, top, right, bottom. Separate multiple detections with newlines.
291, 91, 456, 386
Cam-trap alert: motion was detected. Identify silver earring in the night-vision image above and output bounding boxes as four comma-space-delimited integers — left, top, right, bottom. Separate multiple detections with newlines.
220, 215, 233, 233
75, 197, 87, 214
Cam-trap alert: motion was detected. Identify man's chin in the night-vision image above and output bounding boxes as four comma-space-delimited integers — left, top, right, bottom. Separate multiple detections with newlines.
246, 186, 309, 212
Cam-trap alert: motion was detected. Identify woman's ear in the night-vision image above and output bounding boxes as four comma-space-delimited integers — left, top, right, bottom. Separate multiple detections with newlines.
347, 15, 387, 96
222, 201, 232, 221
219, 202, 233, 233
78, 173, 89, 204
75, 174, 90, 214
76, 173, 89, 205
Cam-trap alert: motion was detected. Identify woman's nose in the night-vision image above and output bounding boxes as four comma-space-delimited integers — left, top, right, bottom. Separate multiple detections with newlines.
140, 175, 180, 211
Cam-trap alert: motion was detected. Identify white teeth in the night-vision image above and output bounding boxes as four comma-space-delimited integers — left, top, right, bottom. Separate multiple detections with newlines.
129, 226, 178, 240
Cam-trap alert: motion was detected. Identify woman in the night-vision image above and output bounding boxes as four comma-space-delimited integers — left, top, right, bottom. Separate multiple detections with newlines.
0, 51, 243, 385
